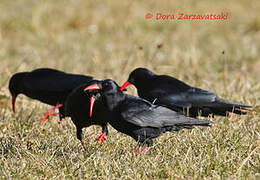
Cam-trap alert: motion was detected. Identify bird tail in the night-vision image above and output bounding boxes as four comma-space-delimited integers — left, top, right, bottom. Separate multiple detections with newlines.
212, 98, 252, 116
175, 115, 213, 127
184, 118, 212, 126
165, 117, 212, 133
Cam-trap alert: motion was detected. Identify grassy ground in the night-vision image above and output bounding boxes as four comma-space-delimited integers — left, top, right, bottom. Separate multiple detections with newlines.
0, 0, 259, 179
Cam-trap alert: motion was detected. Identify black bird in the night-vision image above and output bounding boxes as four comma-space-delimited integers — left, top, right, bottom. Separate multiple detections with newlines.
9, 68, 93, 122
84, 79, 212, 154
65, 80, 110, 151
120, 68, 252, 117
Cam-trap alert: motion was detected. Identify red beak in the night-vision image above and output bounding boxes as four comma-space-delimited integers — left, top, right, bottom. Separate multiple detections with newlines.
84, 83, 100, 117
90, 96, 96, 117
120, 81, 131, 91
12, 95, 16, 113
84, 83, 100, 91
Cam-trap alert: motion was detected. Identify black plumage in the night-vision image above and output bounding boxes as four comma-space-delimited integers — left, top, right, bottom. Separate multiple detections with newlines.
65, 80, 110, 151
85, 79, 212, 153
8, 68, 93, 121
120, 68, 252, 117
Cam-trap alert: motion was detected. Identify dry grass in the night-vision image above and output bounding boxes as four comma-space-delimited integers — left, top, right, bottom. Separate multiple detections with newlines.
0, 0, 259, 179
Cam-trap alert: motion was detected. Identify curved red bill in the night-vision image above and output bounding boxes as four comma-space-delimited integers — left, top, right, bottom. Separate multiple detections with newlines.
12, 95, 16, 113
120, 81, 131, 91
84, 84, 100, 91
90, 96, 96, 117
84, 84, 100, 117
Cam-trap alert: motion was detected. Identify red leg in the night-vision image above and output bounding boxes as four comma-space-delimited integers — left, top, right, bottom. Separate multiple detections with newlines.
140, 146, 149, 154
42, 104, 63, 124
132, 145, 140, 153
96, 132, 107, 143
136, 146, 149, 158
81, 141, 87, 152
57, 119, 62, 124
52, 113, 59, 117
42, 111, 54, 124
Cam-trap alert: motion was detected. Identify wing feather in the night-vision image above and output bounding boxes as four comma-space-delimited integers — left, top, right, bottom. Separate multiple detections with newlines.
122, 104, 211, 128
23, 68, 93, 92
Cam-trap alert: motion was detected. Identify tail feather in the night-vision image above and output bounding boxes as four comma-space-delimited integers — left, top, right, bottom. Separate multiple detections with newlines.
206, 97, 252, 116
211, 107, 249, 116
165, 123, 210, 133
216, 97, 252, 109
176, 116, 213, 127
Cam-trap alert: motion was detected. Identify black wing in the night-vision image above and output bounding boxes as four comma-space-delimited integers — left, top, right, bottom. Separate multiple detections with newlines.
23, 68, 93, 93
158, 87, 252, 115
149, 75, 192, 94
157, 87, 218, 108
147, 75, 251, 111
121, 95, 212, 128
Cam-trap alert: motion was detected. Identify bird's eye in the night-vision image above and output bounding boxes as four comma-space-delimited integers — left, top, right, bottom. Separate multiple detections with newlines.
103, 82, 109, 87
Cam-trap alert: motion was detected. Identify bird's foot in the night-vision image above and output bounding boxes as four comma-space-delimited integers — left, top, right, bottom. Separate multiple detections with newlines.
42, 111, 59, 124
57, 119, 62, 124
42, 104, 63, 124
81, 141, 88, 152
136, 146, 149, 158
131, 145, 140, 153
96, 132, 107, 143
140, 146, 149, 154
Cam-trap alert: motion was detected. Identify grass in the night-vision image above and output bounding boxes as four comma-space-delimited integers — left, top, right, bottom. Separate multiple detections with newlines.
0, 0, 259, 178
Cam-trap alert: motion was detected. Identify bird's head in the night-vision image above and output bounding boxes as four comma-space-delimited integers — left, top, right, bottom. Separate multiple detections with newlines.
9, 72, 27, 113
84, 79, 125, 115
120, 67, 155, 91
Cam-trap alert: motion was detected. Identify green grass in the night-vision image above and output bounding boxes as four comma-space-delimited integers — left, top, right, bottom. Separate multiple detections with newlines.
0, 0, 259, 179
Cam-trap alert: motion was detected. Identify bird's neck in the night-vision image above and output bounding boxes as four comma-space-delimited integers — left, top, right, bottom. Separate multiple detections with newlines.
135, 76, 153, 90
105, 92, 125, 112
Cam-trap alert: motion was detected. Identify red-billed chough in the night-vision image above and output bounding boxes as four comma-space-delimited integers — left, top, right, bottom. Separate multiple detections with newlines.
84, 79, 212, 154
9, 68, 93, 122
65, 80, 110, 151
120, 68, 252, 117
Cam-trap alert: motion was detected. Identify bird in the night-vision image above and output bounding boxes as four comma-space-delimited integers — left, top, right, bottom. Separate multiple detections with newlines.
120, 68, 252, 117
84, 79, 212, 154
9, 68, 93, 123
65, 80, 110, 151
